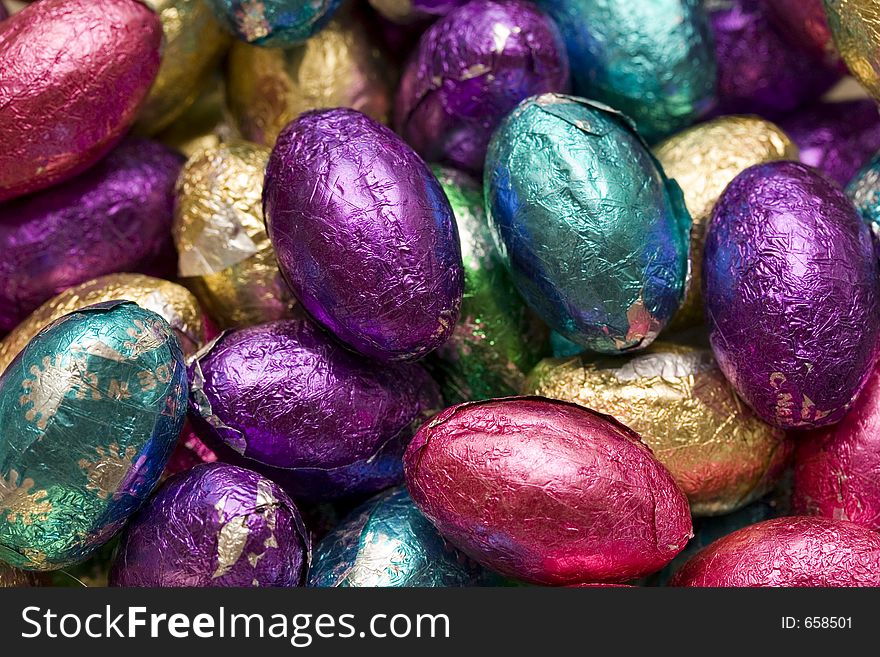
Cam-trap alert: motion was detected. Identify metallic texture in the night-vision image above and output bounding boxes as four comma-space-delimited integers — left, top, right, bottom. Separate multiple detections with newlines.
766, 0, 846, 72
0, 0, 162, 202
109, 463, 309, 587
227, 4, 393, 146
485, 94, 690, 354
426, 166, 548, 405
369, 0, 468, 23
671, 517, 880, 587
0, 302, 187, 570
309, 488, 495, 587
404, 397, 693, 585
533, 0, 716, 142
264, 108, 464, 362
825, 0, 880, 102
163, 420, 219, 478
524, 343, 792, 516
0, 563, 37, 587
174, 141, 296, 329
704, 161, 880, 430
847, 152, 880, 241
156, 75, 236, 159
135, 0, 231, 135
550, 331, 583, 358
0, 139, 183, 334
394, 0, 569, 173
205, 0, 341, 47
655, 116, 799, 330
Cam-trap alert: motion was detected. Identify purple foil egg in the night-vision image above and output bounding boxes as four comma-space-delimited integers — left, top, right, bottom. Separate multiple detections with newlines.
109, 463, 309, 587
395, 0, 569, 173
780, 100, 880, 187
0, 139, 183, 333
263, 108, 464, 362
703, 161, 880, 430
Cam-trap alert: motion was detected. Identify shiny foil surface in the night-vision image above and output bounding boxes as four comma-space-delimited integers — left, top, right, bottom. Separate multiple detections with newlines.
427, 166, 548, 405
227, 3, 393, 146
0, 0, 162, 202
394, 0, 569, 174
369, 0, 468, 23
670, 517, 880, 587
163, 420, 219, 478
766, 0, 845, 72
780, 100, 880, 186
534, 0, 716, 142
847, 152, 880, 239
109, 463, 309, 587
0, 139, 183, 334
404, 397, 693, 584
205, 0, 341, 47
0, 302, 187, 570
485, 94, 690, 354
703, 161, 880, 429
525, 343, 792, 516
655, 116, 799, 330
825, 0, 880, 102
0, 562, 37, 587
264, 108, 464, 362
156, 76, 236, 159
174, 141, 296, 329
309, 488, 495, 587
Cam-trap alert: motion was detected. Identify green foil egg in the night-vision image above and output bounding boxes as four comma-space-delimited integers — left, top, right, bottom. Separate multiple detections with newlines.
0, 302, 188, 570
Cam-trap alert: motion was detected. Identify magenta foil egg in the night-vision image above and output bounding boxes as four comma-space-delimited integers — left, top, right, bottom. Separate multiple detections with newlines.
263, 108, 464, 362
109, 463, 309, 587
0, 0, 162, 202
703, 161, 880, 429
394, 0, 569, 173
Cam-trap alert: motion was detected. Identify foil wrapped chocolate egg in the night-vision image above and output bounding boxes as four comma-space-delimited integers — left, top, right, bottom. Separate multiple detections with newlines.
485, 94, 690, 354
205, 0, 341, 47
0, 563, 38, 587
766, 0, 845, 72
525, 343, 792, 516
533, 0, 716, 142
0, 0, 162, 202
309, 488, 495, 587
394, 0, 569, 174
671, 517, 880, 587
655, 116, 799, 330
825, 0, 880, 102
0, 302, 187, 570
703, 161, 880, 429
0, 139, 183, 334
174, 141, 296, 329
426, 167, 548, 404
163, 421, 219, 478
156, 75, 235, 159
404, 397, 693, 584
847, 152, 880, 238
369, 0, 468, 23
109, 463, 309, 587
227, 4, 393, 146
264, 108, 463, 362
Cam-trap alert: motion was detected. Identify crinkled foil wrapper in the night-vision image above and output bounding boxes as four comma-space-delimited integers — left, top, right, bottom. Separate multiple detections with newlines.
156, 75, 239, 158
0, 139, 183, 333
404, 397, 693, 584
227, 3, 393, 147
110, 463, 309, 587
309, 488, 497, 587
847, 152, 880, 244
534, 0, 716, 142
173, 141, 296, 328
704, 161, 880, 429
655, 116, 798, 330
0, 302, 187, 570
825, 0, 880, 102
394, 0, 569, 173
0, 562, 38, 587
766, 0, 846, 72
524, 343, 792, 516
0, 0, 162, 202
485, 94, 690, 354
369, 0, 468, 23
426, 166, 548, 405
205, 0, 342, 47
671, 517, 880, 587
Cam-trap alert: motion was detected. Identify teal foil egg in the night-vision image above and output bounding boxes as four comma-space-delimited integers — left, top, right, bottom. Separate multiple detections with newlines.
205, 0, 341, 47
485, 94, 691, 354
0, 302, 187, 570
533, 0, 716, 142
847, 152, 880, 242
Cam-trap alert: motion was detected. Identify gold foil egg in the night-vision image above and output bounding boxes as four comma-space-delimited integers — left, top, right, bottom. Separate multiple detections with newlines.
0, 273, 207, 375
226, 4, 394, 146
173, 141, 297, 328
825, 0, 880, 101
156, 75, 239, 159
655, 116, 798, 330
524, 342, 793, 516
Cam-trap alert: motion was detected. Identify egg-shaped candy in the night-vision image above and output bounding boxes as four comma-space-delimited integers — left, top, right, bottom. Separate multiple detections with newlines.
703, 161, 880, 429
847, 152, 880, 239
369, 0, 468, 23
264, 108, 463, 362
766, 0, 845, 72
156, 76, 233, 159
671, 517, 880, 587
205, 0, 341, 47
163, 421, 219, 479
825, 0, 880, 102
0, 563, 37, 587
0, 302, 187, 570
109, 463, 309, 587
0, 0, 162, 201
404, 397, 693, 584
485, 94, 690, 354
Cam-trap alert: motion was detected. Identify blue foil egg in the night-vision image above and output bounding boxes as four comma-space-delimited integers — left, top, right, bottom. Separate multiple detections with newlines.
485, 94, 691, 354
847, 152, 880, 243
205, 0, 341, 47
